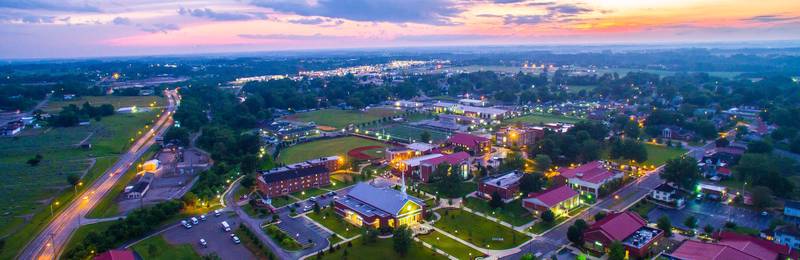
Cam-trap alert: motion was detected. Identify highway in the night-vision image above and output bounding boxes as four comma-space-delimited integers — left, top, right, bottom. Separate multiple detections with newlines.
18, 90, 180, 260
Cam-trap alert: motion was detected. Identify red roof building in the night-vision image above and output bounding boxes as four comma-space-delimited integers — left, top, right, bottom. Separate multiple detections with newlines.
447, 132, 490, 155
583, 211, 663, 258
419, 152, 471, 182
477, 171, 523, 201
94, 249, 138, 260
554, 161, 623, 195
522, 185, 580, 216
669, 232, 799, 260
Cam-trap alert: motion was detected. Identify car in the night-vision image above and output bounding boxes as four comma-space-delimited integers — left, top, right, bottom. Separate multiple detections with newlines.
199, 239, 208, 247
292, 202, 300, 208
303, 206, 312, 212
191, 217, 199, 225
328, 191, 336, 196
309, 196, 317, 202
214, 209, 222, 216
200, 214, 207, 221
221, 221, 231, 232
181, 220, 192, 229
230, 234, 241, 244
761, 211, 769, 216
333, 196, 339, 200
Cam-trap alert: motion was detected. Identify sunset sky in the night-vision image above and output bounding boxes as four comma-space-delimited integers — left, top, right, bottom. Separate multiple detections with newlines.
1, 0, 799, 59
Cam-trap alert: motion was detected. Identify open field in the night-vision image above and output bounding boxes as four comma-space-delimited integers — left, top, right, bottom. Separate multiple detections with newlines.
277, 136, 388, 164
505, 112, 582, 125
417, 230, 485, 259
306, 207, 361, 239
418, 181, 477, 198
284, 108, 401, 129
597, 68, 742, 79
131, 235, 201, 259
433, 208, 528, 249
44, 95, 165, 113
463, 197, 534, 226
377, 124, 450, 142
319, 237, 448, 260
565, 85, 597, 93
643, 144, 686, 166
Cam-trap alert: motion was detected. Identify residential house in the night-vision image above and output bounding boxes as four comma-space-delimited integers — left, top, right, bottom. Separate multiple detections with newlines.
334, 183, 425, 229
662, 126, 695, 141
94, 249, 138, 260
522, 185, 580, 216
0, 120, 23, 136
583, 211, 664, 258
649, 183, 685, 208
477, 171, 523, 202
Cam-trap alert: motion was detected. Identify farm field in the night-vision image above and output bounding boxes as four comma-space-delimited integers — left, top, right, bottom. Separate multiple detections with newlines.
433, 208, 528, 249
284, 108, 401, 129
44, 95, 165, 113
505, 112, 582, 125
277, 136, 388, 164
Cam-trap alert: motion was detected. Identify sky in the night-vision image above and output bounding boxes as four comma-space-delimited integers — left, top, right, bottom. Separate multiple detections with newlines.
1, 0, 799, 59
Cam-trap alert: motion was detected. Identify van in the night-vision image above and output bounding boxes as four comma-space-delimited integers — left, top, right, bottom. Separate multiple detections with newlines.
191, 217, 199, 225
221, 221, 231, 232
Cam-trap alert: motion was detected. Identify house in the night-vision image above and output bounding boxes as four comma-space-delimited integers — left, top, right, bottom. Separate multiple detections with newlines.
447, 132, 491, 155
667, 231, 799, 260
94, 249, 138, 260
334, 183, 425, 229
256, 164, 331, 197
775, 225, 800, 249
784, 201, 800, 223
649, 183, 685, 208
522, 185, 580, 216
125, 172, 154, 199
554, 161, 624, 196
477, 171, 523, 202
662, 126, 695, 141
583, 211, 664, 258
495, 126, 545, 148
0, 120, 24, 136
418, 152, 470, 182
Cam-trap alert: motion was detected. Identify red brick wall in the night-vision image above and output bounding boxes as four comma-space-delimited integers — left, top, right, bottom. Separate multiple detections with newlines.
478, 182, 518, 200
257, 171, 331, 198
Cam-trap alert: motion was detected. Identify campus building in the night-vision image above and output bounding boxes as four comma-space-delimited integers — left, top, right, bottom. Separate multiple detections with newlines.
334, 183, 426, 229
667, 231, 799, 260
418, 152, 470, 182
494, 125, 545, 148
256, 157, 339, 197
583, 211, 664, 258
447, 132, 491, 155
553, 160, 623, 196
522, 185, 580, 216
477, 171, 523, 201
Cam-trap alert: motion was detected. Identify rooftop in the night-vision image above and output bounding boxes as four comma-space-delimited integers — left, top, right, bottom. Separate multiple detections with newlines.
585, 211, 647, 241
407, 142, 436, 152
481, 171, 523, 189
259, 164, 328, 183
448, 132, 489, 146
558, 160, 617, 184
524, 185, 579, 208
622, 226, 662, 249
341, 183, 424, 216
420, 152, 470, 166
402, 153, 444, 167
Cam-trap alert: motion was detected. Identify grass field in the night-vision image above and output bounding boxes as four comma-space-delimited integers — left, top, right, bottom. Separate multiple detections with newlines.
643, 144, 687, 166
377, 124, 450, 142
319, 237, 447, 260
565, 85, 597, 93
306, 207, 361, 239
44, 95, 165, 113
285, 108, 401, 129
277, 136, 388, 164
0, 110, 160, 259
529, 216, 569, 234
290, 187, 330, 200
505, 112, 582, 125
131, 235, 201, 259
463, 198, 534, 226
418, 181, 476, 199
433, 208, 528, 249
417, 230, 485, 259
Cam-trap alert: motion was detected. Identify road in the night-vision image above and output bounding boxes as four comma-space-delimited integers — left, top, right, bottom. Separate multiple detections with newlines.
503, 140, 717, 259
18, 90, 179, 260
0, 93, 50, 125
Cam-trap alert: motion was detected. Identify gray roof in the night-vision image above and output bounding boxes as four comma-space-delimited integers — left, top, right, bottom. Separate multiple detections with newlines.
344, 183, 424, 215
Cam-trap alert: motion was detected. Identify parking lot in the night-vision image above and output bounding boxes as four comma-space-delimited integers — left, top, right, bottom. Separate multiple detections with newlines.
162, 213, 256, 260
647, 198, 771, 231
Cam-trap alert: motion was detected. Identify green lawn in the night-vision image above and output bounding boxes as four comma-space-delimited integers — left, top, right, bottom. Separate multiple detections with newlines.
306, 207, 361, 238
268, 195, 296, 208
285, 108, 400, 129
44, 95, 165, 113
319, 237, 448, 260
505, 112, 581, 125
529, 216, 569, 234
86, 146, 159, 218
131, 235, 201, 259
463, 197, 534, 226
277, 136, 388, 164
0, 111, 160, 259
376, 124, 450, 142
291, 187, 331, 200
643, 144, 686, 166
433, 208, 528, 249
417, 230, 485, 259
63, 220, 119, 254
417, 181, 476, 198
631, 200, 656, 219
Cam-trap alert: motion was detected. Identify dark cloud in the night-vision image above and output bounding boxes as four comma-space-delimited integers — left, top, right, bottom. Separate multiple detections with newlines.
141, 23, 180, 34
252, 0, 462, 25
177, 7, 267, 21
288, 17, 327, 25
491, 0, 527, 3
0, 0, 100, 12
547, 4, 592, 15
503, 15, 547, 25
742, 15, 800, 23
502, 3, 593, 25
238, 33, 349, 40
395, 33, 506, 42
112, 17, 131, 25
0, 14, 56, 24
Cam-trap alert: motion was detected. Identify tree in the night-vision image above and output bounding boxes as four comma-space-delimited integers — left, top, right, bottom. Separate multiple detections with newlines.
240, 155, 259, 175
519, 172, 544, 194
594, 211, 607, 221
567, 224, 584, 245
164, 127, 190, 145
747, 140, 773, 154
534, 154, 552, 172
27, 154, 43, 166
660, 157, 700, 190
657, 216, 673, 237
66, 173, 80, 187
241, 175, 256, 190
420, 131, 431, 143
520, 253, 538, 260
608, 242, 625, 260
489, 191, 504, 209
751, 186, 774, 210
684, 216, 697, 230
703, 224, 714, 235
541, 210, 555, 223
392, 225, 412, 256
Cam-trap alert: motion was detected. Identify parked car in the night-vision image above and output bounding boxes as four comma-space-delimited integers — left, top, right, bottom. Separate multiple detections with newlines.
191, 217, 199, 225
303, 206, 312, 212
309, 196, 317, 202
214, 209, 222, 216
231, 234, 241, 244
200, 214, 207, 221
221, 221, 231, 232
199, 239, 208, 247
181, 220, 192, 229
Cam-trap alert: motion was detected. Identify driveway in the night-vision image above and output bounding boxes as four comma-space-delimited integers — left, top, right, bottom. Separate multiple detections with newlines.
648, 199, 771, 231
162, 214, 256, 260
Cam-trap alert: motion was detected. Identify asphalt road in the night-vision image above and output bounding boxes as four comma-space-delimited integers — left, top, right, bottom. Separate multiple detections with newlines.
19, 90, 179, 260
162, 214, 255, 260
